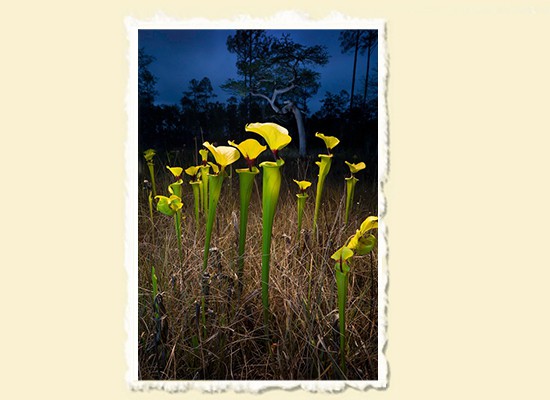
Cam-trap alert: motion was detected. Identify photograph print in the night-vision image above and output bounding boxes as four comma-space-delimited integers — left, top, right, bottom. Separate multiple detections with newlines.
128, 22, 385, 385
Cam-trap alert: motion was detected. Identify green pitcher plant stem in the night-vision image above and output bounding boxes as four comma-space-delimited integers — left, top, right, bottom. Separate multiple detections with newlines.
313, 154, 333, 234
143, 149, 157, 198
293, 180, 312, 242
259, 159, 284, 328
344, 176, 358, 225
344, 161, 366, 225
334, 249, 352, 375
155, 194, 183, 260
201, 142, 240, 333
235, 167, 259, 293
200, 165, 209, 214
148, 190, 154, 224
202, 173, 224, 272
229, 138, 266, 294
185, 166, 202, 228
190, 181, 201, 227
245, 122, 291, 334
312, 133, 340, 234
168, 178, 183, 260
331, 215, 378, 375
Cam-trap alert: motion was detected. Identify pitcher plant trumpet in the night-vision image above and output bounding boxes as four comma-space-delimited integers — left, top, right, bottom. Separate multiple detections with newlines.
331, 215, 378, 375
312, 133, 340, 234
185, 165, 202, 227
344, 161, 366, 225
143, 148, 157, 197
229, 138, 267, 293
245, 122, 291, 329
293, 180, 312, 241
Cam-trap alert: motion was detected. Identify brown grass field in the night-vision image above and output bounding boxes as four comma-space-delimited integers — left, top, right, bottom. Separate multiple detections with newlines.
137, 150, 378, 380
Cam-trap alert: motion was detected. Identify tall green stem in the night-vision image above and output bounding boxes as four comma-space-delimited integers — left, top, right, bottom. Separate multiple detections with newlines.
147, 162, 157, 198
313, 154, 333, 234
344, 176, 358, 225
296, 193, 308, 241
236, 167, 259, 293
148, 190, 154, 225
203, 173, 224, 272
260, 159, 283, 329
168, 181, 183, 260
190, 181, 201, 227
336, 261, 350, 375
200, 166, 210, 216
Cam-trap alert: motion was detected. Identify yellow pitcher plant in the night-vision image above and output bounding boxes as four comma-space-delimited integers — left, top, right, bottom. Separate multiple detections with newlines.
331, 215, 378, 375
155, 194, 184, 260
185, 165, 202, 227
229, 138, 267, 294
143, 149, 157, 197
245, 122, 291, 329
293, 180, 312, 241
344, 161, 366, 225
313, 133, 340, 234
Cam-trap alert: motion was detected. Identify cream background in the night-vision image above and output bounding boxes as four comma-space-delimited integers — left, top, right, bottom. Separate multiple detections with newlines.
1, 1, 549, 399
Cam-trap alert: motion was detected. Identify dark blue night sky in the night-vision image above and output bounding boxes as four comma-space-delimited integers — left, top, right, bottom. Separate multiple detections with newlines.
138, 29, 378, 113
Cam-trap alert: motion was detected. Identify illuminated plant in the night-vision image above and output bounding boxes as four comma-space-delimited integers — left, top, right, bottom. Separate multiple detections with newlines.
185, 166, 202, 227
166, 166, 184, 259
293, 180, 312, 241
312, 133, 340, 234
344, 161, 366, 225
155, 194, 184, 259
142, 180, 154, 227
245, 122, 292, 328
143, 149, 157, 197
200, 142, 239, 331
229, 138, 267, 293
202, 142, 240, 272
331, 216, 378, 374
199, 149, 209, 214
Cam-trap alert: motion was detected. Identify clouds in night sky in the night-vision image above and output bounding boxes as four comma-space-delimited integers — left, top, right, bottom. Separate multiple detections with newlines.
138, 29, 378, 113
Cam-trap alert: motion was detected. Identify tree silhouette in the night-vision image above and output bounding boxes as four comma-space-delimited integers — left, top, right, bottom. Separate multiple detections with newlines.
138, 48, 158, 106
223, 31, 329, 156
339, 30, 378, 111
360, 31, 378, 108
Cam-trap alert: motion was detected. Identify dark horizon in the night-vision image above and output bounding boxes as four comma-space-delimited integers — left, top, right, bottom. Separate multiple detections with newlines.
138, 29, 378, 114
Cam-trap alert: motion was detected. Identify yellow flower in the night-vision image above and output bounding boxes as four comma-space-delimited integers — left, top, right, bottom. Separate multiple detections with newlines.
166, 166, 183, 178
199, 149, 209, 165
228, 138, 267, 167
155, 195, 183, 216
208, 162, 220, 175
143, 148, 156, 162
293, 179, 312, 192
315, 133, 340, 152
203, 142, 240, 172
330, 245, 354, 262
184, 166, 201, 179
359, 216, 378, 234
245, 122, 292, 155
345, 161, 366, 175
347, 216, 378, 255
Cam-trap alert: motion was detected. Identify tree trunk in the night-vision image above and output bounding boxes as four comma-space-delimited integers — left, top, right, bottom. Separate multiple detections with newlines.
289, 103, 307, 157
363, 44, 372, 108
350, 32, 359, 112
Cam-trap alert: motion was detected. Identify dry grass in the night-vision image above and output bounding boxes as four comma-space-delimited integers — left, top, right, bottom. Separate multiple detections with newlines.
137, 155, 378, 380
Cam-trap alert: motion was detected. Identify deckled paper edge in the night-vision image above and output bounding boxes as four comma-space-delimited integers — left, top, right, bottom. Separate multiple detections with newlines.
124, 10, 389, 393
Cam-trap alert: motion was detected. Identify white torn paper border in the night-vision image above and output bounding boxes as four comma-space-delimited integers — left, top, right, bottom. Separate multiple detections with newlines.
125, 11, 388, 393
